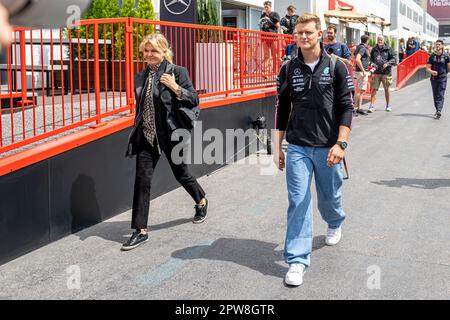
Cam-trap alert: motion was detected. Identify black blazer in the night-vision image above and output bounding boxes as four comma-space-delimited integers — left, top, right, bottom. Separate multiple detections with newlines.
126, 59, 199, 157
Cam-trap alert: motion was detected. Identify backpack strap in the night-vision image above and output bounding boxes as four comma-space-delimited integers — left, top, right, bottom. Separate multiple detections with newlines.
279, 60, 291, 96
330, 54, 338, 84
341, 43, 347, 58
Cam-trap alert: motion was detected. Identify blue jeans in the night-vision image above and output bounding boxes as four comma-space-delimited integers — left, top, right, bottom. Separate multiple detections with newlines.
284, 144, 346, 268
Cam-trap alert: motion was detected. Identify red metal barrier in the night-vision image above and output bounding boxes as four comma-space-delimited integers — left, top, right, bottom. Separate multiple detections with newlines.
0, 19, 292, 158
396, 50, 429, 90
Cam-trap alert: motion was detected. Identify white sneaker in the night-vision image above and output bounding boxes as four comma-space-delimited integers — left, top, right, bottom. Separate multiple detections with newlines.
385, 106, 392, 112
325, 227, 342, 246
284, 263, 305, 286
368, 106, 374, 113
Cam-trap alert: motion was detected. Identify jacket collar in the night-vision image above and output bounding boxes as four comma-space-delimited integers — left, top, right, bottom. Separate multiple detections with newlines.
295, 42, 329, 69
374, 44, 388, 52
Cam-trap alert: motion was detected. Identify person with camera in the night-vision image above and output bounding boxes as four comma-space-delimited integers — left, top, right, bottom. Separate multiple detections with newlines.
353, 34, 371, 116
323, 24, 352, 67
368, 35, 396, 113
280, 5, 298, 35
123, 33, 208, 251
426, 40, 450, 120
259, 1, 281, 76
274, 13, 354, 286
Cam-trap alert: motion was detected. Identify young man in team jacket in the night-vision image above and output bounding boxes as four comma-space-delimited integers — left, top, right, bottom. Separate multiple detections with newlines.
274, 13, 354, 286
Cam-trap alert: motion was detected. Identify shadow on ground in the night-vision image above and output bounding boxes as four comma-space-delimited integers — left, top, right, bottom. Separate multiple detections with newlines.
170, 236, 326, 279
372, 178, 450, 189
394, 113, 435, 119
74, 218, 193, 244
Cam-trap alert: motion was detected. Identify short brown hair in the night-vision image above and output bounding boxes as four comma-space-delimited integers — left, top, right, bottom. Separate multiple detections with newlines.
263, 1, 272, 6
327, 23, 337, 33
296, 13, 321, 30
287, 5, 296, 11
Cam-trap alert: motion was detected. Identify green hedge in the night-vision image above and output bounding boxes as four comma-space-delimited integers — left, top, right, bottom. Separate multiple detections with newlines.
66, 0, 155, 60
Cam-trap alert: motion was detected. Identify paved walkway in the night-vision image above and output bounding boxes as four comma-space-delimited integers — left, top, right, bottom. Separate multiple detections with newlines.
1, 77, 449, 299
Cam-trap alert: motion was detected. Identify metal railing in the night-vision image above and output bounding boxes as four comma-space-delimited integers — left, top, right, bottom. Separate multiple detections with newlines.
396, 50, 429, 90
0, 18, 292, 157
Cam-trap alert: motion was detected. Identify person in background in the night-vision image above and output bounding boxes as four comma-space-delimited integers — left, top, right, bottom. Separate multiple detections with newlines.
426, 39, 450, 120
324, 24, 352, 67
398, 38, 406, 63
280, 5, 299, 35
353, 34, 370, 116
406, 37, 418, 57
369, 35, 396, 113
284, 31, 298, 61
259, 1, 281, 76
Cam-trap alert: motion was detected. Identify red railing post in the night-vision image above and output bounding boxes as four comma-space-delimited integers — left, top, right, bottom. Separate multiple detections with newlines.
225, 30, 229, 97
17, 29, 33, 108
125, 18, 135, 114
93, 24, 101, 124
239, 33, 245, 94
19, 30, 27, 105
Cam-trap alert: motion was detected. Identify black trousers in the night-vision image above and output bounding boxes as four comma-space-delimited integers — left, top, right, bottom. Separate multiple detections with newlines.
431, 78, 447, 113
131, 135, 206, 230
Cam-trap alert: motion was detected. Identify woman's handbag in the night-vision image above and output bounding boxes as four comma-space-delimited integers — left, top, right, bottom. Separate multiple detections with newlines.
167, 63, 200, 131
176, 104, 200, 130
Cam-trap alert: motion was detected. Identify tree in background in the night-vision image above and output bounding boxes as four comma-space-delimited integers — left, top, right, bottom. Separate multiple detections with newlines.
196, 0, 220, 42
66, 0, 155, 60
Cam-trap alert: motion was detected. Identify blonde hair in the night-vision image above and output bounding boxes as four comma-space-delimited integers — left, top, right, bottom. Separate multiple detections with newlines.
139, 33, 173, 64
296, 13, 321, 30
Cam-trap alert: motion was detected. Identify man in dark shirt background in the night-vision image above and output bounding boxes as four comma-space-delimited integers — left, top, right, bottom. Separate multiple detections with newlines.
426, 40, 450, 119
280, 5, 298, 35
353, 34, 370, 116
259, 1, 281, 76
324, 24, 352, 67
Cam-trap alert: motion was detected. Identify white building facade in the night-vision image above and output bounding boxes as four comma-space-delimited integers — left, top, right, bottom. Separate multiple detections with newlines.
423, 12, 439, 44
274, 0, 392, 47
390, 0, 438, 51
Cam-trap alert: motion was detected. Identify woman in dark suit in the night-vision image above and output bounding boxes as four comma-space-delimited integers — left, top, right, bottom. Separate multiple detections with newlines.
123, 33, 208, 251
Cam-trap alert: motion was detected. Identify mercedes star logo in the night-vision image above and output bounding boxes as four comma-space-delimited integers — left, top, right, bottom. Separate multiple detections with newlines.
164, 0, 192, 15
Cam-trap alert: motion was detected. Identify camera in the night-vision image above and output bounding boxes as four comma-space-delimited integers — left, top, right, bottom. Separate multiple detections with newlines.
367, 64, 377, 75
2, 0, 92, 28
326, 47, 334, 55
251, 116, 267, 130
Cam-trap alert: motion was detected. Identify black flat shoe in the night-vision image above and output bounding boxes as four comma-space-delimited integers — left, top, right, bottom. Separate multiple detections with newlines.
121, 231, 148, 251
356, 109, 368, 115
193, 198, 208, 224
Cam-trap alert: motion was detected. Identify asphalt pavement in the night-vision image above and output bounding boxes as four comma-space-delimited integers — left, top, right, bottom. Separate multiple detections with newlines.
0, 77, 449, 300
